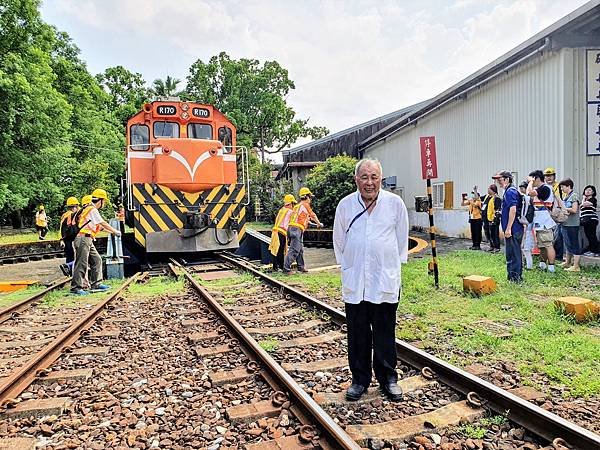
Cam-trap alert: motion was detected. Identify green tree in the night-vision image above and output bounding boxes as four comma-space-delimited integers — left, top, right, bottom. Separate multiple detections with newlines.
305, 155, 358, 227
247, 151, 277, 221
151, 75, 181, 97
96, 65, 149, 126
186, 52, 328, 160
0, 0, 124, 227
0, 1, 72, 223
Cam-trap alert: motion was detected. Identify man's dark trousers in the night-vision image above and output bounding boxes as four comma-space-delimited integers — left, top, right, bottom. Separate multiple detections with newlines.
505, 232, 524, 282
345, 301, 398, 388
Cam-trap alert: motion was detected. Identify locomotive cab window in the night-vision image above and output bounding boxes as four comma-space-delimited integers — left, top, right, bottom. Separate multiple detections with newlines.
218, 126, 233, 152
130, 124, 150, 151
153, 121, 180, 138
188, 123, 213, 140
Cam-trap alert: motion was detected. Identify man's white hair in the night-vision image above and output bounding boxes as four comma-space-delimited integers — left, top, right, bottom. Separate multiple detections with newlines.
354, 158, 382, 176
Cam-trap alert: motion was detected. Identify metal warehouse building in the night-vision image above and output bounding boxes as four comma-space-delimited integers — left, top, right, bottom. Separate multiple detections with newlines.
360, 1, 600, 238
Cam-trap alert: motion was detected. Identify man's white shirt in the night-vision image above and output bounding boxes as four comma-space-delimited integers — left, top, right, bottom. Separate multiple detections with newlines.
333, 189, 409, 304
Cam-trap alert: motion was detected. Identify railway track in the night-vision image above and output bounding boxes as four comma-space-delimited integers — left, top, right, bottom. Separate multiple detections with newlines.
0, 250, 64, 265
177, 255, 600, 450
0, 257, 597, 449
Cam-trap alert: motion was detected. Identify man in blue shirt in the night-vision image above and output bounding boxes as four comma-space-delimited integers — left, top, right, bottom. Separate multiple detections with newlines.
493, 170, 524, 282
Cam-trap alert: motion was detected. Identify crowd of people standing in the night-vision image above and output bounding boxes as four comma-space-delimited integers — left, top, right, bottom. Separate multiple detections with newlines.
464, 167, 599, 281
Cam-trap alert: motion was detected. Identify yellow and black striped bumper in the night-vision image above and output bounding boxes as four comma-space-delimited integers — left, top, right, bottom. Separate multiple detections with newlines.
131, 183, 247, 249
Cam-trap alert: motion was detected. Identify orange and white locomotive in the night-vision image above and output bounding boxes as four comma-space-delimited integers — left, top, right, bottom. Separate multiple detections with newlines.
124, 99, 248, 253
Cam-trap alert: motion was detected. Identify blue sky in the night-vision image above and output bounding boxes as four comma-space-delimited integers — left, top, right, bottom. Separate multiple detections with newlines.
41, 0, 589, 147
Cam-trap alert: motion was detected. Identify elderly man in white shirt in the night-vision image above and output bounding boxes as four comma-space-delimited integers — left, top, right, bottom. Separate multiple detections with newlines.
333, 159, 409, 402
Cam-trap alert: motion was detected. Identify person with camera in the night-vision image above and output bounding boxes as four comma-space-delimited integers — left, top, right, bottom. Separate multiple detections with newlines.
526, 170, 557, 273
486, 184, 502, 253
461, 186, 483, 250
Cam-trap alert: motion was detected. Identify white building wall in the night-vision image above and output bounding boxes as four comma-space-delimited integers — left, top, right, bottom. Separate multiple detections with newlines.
566, 48, 600, 190
366, 48, 598, 237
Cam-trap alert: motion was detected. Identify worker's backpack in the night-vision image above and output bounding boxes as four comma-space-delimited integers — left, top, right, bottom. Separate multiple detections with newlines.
63, 207, 91, 241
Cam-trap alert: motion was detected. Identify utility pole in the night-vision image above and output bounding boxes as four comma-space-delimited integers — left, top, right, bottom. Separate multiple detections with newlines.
260, 126, 265, 163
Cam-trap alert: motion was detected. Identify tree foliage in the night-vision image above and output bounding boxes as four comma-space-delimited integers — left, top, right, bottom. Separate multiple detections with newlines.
151, 75, 181, 97
186, 52, 328, 156
247, 151, 277, 221
0, 0, 123, 227
306, 156, 358, 227
0, 2, 326, 228
96, 65, 150, 126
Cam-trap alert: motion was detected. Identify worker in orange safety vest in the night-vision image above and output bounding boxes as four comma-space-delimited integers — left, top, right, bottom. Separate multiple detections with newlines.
269, 194, 297, 271
70, 189, 121, 296
283, 187, 323, 274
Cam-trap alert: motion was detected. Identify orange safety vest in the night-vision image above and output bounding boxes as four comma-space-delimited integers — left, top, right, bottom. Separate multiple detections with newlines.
78, 205, 101, 237
272, 205, 293, 234
288, 202, 315, 232
60, 211, 74, 227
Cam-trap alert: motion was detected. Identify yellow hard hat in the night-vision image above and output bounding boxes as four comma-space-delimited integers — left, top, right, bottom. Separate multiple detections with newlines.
299, 187, 313, 197
543, 167, 556, 176
81, 195, 92, 205
91, 188, 108, 200
66, 196, 80, 206
39, 205, 44, 210
283, 194, 296, 204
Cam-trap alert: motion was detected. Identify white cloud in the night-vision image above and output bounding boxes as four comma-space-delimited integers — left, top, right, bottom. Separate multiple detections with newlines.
43, 0, 591, 140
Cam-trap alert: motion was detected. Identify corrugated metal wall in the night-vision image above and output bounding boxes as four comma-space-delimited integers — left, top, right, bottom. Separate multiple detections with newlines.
366, 49, 578, 210
568, 48, 600, 190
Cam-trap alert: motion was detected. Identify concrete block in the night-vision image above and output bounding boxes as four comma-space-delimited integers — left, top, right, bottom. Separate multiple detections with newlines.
463, 275, 496, 295
555, 296, 600, 322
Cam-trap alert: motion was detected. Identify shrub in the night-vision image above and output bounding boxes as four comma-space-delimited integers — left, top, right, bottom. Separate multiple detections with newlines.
306, 155, 357, 227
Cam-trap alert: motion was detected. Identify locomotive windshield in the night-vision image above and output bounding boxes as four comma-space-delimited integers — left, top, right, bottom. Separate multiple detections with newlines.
187, 123, 213, 140
130, 124, 149, 151
153, 121, 180, 138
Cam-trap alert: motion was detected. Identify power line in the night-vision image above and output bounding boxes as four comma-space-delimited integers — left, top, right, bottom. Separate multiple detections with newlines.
55, 140, 123, 152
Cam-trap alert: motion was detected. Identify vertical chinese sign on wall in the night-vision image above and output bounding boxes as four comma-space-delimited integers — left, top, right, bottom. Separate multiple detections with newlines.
420, 137, 438, 179
587, 49, 600, 156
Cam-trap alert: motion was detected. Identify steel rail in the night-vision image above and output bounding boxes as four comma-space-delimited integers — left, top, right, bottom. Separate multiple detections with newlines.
218, 253, 600, 450
0, 277, 71, 324
0, 273, 143, 406
0, 250, 64, 265
170, 262, 360, 450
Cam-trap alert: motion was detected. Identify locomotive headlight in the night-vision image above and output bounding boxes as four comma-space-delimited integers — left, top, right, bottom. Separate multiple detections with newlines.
181, 111, 189, 120
180, 103, 189, 111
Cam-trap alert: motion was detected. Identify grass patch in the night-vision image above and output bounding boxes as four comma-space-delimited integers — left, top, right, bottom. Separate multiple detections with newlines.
38, 279, 124, 308
0, 226, 133, 245
479, 415, 508, 427
460, 424, 486, 439
126, 276, 184, 298
198, 273, 261, 300
283, 249, 600, 398
0, 230, 61, 245
0, 285, 47, 309
271, 270, 341, 300
259, 337, 279, 352
401, 250, 600, 398
246, 221, 272, 231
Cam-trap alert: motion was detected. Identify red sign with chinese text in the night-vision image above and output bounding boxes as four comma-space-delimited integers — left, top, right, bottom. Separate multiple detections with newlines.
419, 136, 438, 180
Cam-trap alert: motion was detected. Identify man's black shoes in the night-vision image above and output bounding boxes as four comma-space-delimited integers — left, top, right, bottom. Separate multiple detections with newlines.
345, 384, 367, 401
380, 382, 403, 402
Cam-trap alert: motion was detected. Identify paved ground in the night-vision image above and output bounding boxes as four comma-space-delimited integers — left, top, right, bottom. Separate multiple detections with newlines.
0, 259, 64, 284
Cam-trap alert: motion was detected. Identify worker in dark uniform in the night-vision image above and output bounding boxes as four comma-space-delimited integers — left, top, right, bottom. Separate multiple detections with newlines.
59, 196, 80, 276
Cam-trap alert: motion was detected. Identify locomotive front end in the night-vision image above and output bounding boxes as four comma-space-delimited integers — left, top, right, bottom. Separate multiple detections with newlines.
125, 100, 248, 253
